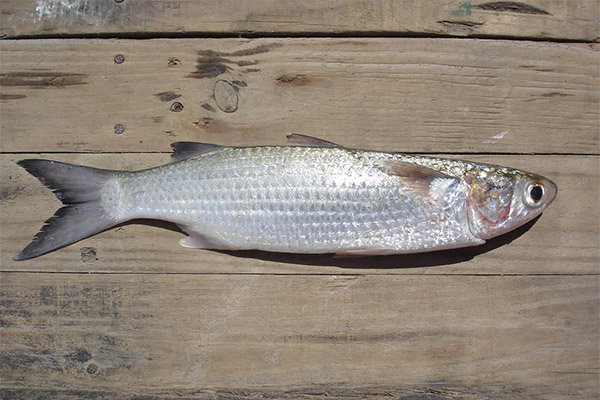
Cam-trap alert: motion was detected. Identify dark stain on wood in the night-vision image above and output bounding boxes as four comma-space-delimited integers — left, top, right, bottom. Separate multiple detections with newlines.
276, 75, 312, 87
0, 185, 24, 201
474, 2, 551, 15
542, 92, 571, 97
188, 44, 280, 79
236, 60, 258, 67
189, 53, 233, 79
436, 20, 485, 34
201, 103, 216, 112
0, 94, 26, 100
0, 350, 48, 371
69, 348, 92, 363
0, 72, 87, 88
154, 91, 181, 102
1, 280, 150, 378
199, 44, 281, 58
80, 247, 98, 264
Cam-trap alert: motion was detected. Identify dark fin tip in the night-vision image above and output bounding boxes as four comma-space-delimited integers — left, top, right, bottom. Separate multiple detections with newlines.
286, 133, 340, 148
170, 142, 223, 163
14, 160, 121, 260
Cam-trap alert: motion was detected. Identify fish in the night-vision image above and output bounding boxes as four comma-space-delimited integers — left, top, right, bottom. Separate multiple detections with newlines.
13, 134, 556, 260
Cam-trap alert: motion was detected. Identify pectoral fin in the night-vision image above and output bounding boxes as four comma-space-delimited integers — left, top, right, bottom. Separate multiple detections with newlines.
378, 160, 451, 180
377, 160, 456, 194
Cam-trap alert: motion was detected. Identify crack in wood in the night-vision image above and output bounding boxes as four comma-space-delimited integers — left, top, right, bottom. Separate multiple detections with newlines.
0, 384, 536, 399
436, 20, 485, 34
0, 72, 87, 88
474, 2, 551, 15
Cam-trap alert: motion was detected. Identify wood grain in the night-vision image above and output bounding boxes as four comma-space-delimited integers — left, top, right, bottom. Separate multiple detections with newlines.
1, 0, 598, 41
1, 38, 598, 155
1, 272, 598, 398
2, 153, 597, 275
1, 5, 598, 397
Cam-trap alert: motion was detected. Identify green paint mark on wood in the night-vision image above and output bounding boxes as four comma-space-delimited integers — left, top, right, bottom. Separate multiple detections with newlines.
451, 1, 472, 17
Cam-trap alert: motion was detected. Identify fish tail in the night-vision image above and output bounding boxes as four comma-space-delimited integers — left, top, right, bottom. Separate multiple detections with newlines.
14, 159, 120, 261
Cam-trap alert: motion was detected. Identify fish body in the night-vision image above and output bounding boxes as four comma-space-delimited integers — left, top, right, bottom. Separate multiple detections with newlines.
14, 135, 556, 260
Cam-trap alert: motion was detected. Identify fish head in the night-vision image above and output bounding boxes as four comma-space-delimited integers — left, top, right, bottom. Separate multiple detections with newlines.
465, 166, 557, 240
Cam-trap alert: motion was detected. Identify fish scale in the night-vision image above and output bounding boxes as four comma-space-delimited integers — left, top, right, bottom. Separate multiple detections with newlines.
111, 146, 479, 254
13, 134, 556, 260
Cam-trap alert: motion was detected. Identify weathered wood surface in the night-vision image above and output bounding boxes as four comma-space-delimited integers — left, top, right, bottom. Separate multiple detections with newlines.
1, 273, 598, 398
1, 38, 598, 154
1, 6, 599, 398
2, 153, 598, 275
1, 0, 598, 41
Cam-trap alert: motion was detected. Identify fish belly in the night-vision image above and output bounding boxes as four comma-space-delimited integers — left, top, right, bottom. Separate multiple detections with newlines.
115, 147, 482, 253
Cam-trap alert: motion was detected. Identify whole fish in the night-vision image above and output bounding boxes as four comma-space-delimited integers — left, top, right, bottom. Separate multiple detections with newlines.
14, 134, 556, 260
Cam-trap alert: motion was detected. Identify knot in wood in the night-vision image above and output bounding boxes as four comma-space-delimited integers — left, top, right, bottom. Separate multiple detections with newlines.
170, 102, 184, 112
213, 80, 239, 113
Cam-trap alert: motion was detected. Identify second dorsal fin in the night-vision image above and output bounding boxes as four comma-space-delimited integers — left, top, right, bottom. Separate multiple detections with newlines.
170, 142, 224, 163
286, 133, 340, 148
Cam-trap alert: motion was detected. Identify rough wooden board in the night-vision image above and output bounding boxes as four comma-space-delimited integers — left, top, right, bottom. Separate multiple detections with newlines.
1, 0, 598, 41
1, 272, 598, 398
2, 153, 597, 275
1, 38, 598, 155
0, 387, 549, 400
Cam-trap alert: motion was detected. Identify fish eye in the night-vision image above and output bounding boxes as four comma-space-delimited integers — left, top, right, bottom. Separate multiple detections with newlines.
530, 185, 543, 201
524, 181, 545, 207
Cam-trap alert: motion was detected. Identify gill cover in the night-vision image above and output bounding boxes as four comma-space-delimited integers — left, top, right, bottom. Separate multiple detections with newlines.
466, 174, 514, 239
466, 169, 557, 240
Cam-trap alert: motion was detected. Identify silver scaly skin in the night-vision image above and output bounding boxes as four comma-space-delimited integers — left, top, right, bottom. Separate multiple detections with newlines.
14, 135, 556, 260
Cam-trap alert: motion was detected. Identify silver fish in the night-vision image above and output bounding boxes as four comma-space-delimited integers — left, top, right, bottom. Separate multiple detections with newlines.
14, 134, 556, 260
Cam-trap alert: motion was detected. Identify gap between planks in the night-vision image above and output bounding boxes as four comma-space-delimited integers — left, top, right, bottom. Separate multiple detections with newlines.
0, 270, 598, 277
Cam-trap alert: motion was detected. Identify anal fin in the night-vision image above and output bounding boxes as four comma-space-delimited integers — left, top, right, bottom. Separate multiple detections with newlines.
178, 234, 231, 250
176, 224, 231, 250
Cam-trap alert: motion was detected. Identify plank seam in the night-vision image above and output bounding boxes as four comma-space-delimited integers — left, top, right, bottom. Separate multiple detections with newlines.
2, 152, 598, 157
1, 270, 598, 277
3, 32, 598, 44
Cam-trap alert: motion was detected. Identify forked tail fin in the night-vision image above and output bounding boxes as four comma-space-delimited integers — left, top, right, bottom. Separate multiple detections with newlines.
14, 160, 121, 261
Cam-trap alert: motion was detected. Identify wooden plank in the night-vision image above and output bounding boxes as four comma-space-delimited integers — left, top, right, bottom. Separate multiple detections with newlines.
1, 38, 598, 155
2, 153, 597, 275
1, 272, 598, 397
1, 0, 598, 41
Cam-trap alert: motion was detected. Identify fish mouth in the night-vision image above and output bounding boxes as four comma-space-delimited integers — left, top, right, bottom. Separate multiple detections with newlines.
544, 178, 558, 208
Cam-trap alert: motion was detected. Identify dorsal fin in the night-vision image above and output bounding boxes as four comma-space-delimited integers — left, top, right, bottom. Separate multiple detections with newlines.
286, 133, 340, 148
170, 142, 224, 163
378, 160, 455, 193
